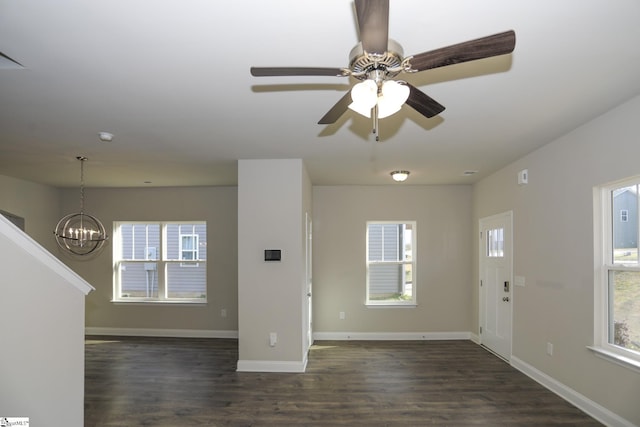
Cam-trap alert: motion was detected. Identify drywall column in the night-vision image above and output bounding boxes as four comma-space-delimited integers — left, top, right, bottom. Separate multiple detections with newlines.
0, 214, 93, 426
237, 159, 311, 372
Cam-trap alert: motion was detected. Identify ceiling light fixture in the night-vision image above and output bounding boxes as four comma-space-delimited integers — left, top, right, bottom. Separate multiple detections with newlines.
98, 132, 114, 142
54, 156, 108, 256
390, 170, 410, 182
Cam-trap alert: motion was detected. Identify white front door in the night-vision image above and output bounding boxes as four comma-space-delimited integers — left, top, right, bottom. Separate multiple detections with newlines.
479, 211, 513, 360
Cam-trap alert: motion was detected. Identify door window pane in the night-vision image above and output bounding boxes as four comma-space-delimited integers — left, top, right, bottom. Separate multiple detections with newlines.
487, 228, 504, 258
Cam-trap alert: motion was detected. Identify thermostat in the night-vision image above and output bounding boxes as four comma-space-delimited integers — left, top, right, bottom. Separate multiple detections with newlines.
264, 249, 281, 262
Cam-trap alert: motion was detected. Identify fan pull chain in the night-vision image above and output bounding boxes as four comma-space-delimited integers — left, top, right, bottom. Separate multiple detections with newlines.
372, 104, 380, 142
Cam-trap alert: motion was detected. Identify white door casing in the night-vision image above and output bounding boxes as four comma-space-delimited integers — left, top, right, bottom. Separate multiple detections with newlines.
305, 213, 313, 350
479, 211, 513, 360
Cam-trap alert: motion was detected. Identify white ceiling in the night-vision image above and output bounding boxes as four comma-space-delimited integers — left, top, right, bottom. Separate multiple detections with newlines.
1, 0, 639, 188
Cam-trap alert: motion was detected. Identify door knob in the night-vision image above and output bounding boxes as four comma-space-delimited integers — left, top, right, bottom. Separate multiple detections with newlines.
502, 296, 510, 302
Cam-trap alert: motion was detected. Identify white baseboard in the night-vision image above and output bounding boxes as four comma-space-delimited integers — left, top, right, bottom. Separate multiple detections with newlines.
511, 356, 637, 427
469, 333, 480, 344
237, 358, 307, 373
312, 331, 472, 341
85, 327, 238, 339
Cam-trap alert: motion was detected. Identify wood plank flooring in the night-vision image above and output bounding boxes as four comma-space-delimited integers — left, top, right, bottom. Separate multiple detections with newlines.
85, 337, 602, 426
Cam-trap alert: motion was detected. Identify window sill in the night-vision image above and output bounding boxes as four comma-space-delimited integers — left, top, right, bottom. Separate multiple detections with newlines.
365, 303, 417, 308
111, 299, 207, 306
587, 346, 640, 374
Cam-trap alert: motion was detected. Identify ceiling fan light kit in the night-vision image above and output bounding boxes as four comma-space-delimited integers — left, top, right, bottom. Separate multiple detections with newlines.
377, 80, 409, 118
250, 0, 515, 141
349, 79, 378, 116
349, 79, 409, 119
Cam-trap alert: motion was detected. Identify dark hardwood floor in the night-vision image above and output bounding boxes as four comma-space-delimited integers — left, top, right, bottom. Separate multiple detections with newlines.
85, 337, 602, 426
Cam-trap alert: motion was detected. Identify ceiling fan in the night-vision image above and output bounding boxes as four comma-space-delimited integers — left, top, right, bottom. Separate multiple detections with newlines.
250, 0, 515, 141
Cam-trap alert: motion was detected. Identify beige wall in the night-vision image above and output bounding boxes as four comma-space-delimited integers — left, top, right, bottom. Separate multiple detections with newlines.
3, 90, 640, 422
472, 94, 640, 425
312, 185, 472, 334
0, 174, 62, 253
59, 186, 239, 333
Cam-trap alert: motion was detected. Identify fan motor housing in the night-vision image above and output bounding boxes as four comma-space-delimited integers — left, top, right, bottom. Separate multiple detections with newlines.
349, 39, 404, 80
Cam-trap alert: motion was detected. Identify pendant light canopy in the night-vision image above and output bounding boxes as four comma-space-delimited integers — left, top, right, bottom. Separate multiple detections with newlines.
54, 156, 108, 256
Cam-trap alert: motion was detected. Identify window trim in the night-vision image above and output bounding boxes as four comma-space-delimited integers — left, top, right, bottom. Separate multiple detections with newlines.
365, 221, 417, 307
112, 221, 207, 304
592, 179, 640, 371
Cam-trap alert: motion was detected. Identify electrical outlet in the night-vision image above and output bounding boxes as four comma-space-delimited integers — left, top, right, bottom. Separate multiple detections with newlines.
546, 342, 553, 356
269, 332, 277, 347
339, 311, 345, 320
220, 308, 227, 318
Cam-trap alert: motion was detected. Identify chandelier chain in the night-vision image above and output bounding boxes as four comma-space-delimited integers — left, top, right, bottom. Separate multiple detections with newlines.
78, 156, 87, 213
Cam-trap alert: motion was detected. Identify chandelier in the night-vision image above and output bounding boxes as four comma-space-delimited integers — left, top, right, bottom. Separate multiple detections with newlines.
54, 156, 108, 256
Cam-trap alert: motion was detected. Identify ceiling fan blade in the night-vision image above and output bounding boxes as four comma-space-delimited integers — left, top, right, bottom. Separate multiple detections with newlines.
409, 30, 516, 72
318, 91, 353, 124
355, 0, 389, 54
403, 83, 445, 118
250, 67, 346, 77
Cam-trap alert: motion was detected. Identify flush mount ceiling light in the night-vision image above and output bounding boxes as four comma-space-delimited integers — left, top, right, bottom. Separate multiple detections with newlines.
390, 170, 410, 182
98, 132, 114, 142
54, 156, 108, 256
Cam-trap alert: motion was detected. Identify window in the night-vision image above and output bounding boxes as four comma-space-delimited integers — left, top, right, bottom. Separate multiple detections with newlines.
366, 221, 416, 306
487, 227, 504, 258
592, 178, 640, 370
179, 225, 199, 266
621, 209, 629, 222
113, 222, 207, 303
